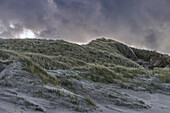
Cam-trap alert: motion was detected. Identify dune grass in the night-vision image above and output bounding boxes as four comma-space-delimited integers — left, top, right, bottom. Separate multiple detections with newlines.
88, 38, 137, 59
72, 64, 127, 83
0, 49, 59, 85
85, 96, 96, 106
152, 68, 170, 83
24, 52, 86, 70
110, 66, 149, 78
0, 38, 140, 69
0, 38, 170, 85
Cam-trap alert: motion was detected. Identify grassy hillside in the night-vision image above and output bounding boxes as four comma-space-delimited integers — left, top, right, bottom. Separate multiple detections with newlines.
88, 38, 170, 69
0, 38, 140, 69
0, 38, 170, 84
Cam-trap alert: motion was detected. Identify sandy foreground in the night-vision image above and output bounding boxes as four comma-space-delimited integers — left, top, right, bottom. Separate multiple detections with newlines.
0, 91, 170, 113
0, 61, 170, 113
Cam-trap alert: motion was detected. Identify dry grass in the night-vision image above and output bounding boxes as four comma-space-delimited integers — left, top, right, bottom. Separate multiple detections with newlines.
0, 49, 59, 85
152, 68, 170, 83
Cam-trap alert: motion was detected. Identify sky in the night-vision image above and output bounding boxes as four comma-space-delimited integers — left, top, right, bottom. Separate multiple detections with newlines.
0, 0, 170, 53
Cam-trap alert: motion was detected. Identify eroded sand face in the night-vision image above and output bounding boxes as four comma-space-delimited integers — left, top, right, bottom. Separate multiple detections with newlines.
0, 61, 170, 113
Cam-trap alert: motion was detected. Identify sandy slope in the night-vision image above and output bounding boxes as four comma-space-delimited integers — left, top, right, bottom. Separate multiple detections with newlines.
0, 61, 170, 113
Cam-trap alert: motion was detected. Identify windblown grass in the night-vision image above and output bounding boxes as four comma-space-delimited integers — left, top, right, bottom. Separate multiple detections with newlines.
72, 64, 127, 83
0, 38, 170, 85
24, 52, 86, 70
110, 66, 149, 78
0, 38, 140, 68
0, 49, 59, 85
152, 68, 170, 83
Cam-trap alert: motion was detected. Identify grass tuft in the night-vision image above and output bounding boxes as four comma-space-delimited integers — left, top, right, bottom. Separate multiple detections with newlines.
0, 49, 59, 85
152, 68, 170, 83
85, 96, 96, 106
73, 64, 127, 83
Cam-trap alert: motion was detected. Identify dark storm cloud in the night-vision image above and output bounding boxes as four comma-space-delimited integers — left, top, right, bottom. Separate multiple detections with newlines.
144, 30, 161, 49
0, 0, 170, 53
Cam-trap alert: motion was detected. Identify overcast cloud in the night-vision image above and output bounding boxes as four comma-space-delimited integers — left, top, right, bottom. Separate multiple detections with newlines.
0, 0, 170, 53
